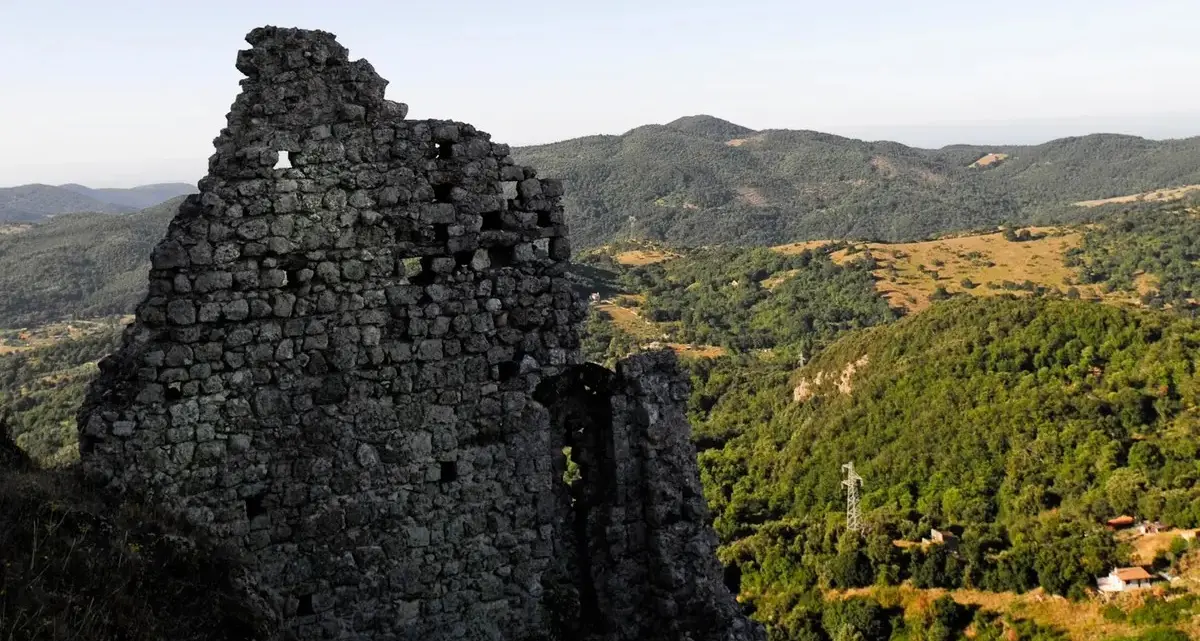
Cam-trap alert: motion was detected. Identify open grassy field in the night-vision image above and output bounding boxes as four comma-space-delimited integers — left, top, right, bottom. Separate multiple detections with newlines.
1122, 528, 1200, 565
969, 152, 1009, 168
592, 296, 725, 358
613, 248, 679, 266
775, 229, 1140, 313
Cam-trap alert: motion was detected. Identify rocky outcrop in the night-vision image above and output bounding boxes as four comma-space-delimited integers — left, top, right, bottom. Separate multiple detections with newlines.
77, 26, 762, 641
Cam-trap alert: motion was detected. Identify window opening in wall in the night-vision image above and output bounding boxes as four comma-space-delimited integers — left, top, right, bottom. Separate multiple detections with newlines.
433, 184, 453, 203
245, 492, 267, 520
410, 257, 437, 286
537, 211, 553, 227
497, 360, 520, 381
487, 247, 513, 268
434, 224, 450, 243
297, 594, 314, 616
274, 151, 292, 170
561, 446, 582, 488
165, 383, 183, 401
481, 211, 503, 231
436, 141, 453, 159
454, 251, 474, 267
440, 461, 458, 482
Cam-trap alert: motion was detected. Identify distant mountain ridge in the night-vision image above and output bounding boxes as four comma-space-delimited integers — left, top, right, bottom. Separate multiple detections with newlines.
6, 115, 1200, 244
0, 182, 195, 222
513, 115, 1200, 247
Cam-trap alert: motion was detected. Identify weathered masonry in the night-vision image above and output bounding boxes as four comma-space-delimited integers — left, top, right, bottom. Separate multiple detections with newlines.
78, 26, 763, 641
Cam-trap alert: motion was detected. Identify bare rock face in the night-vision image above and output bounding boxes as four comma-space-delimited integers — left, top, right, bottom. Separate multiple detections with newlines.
77, 26, 763, 641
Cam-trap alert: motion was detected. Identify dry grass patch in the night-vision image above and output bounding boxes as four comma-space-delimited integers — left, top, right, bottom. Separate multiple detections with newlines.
0, 223, 32, 236
725, 134, 766, 147
774, 240, 833, 256
827, 585, 1139, 641
773, 229, 1140, 314
613, 249, 678, 266
969, 153, 1009, 168
667, 343, 726, 359
736, 186, 767, 207
1123, 528, 1200, 565
593, 302, 664, 342
1074, 184, 1200, 207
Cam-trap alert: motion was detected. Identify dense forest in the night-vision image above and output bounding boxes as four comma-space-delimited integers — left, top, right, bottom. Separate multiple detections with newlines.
514, 115, 1200, 247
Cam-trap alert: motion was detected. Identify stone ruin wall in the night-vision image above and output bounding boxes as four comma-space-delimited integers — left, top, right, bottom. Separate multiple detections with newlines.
77, 26, 763, 641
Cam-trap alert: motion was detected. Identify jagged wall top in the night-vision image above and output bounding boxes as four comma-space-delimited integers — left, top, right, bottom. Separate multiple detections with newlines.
210, 26, 405, 181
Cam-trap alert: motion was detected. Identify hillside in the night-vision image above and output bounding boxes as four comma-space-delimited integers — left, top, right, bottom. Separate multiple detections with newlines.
0, 182, 194, 222
58, 182, 196, 209
0, 197, 180, 326
512, 116, 1200, 248
0, 319, 123, 466
695, 297, 1200, 638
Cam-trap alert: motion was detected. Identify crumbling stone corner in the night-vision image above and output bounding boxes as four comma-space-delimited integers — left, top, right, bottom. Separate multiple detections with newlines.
538, 351, 765, 641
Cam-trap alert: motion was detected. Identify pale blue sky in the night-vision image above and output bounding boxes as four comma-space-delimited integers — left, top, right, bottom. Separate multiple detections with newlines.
2, 0, 1198, 187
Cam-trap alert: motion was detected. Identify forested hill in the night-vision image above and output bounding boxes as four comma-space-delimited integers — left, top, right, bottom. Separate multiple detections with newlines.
0, 197, 181, 327
694, 297, 1200, 632
513, 115, 1200, 247
704, 296, 1200, 535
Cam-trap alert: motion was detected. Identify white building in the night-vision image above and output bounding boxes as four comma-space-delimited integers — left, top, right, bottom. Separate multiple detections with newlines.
1097, 567, 1155, 592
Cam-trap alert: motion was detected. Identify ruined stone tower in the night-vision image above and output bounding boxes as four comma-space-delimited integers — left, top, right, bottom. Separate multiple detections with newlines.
78, 26, 763, 641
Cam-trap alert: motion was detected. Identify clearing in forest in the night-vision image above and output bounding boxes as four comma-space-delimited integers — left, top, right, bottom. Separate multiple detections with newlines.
969, 152, 1009, 168
774, 230, 1140, 313
1073, 184, 1200, 207
613, 249, 679, 266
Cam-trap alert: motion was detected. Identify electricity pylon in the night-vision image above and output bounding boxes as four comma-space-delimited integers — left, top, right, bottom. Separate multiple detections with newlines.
842, 462, 863, 534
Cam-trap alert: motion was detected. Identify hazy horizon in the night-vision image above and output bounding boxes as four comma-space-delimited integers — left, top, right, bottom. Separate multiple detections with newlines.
3, 0, 1199, 187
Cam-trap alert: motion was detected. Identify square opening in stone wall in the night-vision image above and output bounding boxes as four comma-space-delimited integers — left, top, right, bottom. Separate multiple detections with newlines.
454, 250, 474, 267
296, 594, 315, 617
497, 360, 520, 382
440, 460, 458, 483
409, 257, 438, 286
274, 151, 292, 170
481, 211, 503, 231
433, 184, 453, 203
487, 247, 513, 268
245, 491, 267, 520
434, 224, 451, 243
436, 141, 453, 159
165, 383, 183, 401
